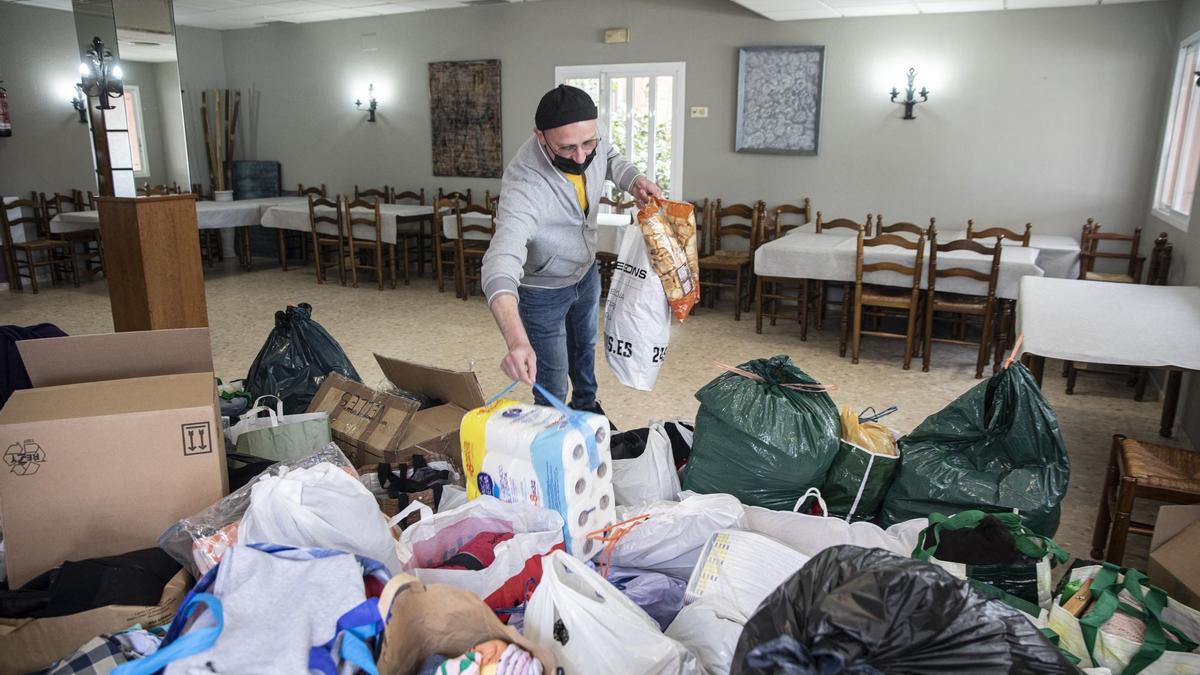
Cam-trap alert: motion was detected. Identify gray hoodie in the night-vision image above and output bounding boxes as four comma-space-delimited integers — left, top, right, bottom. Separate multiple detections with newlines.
481, 134, 642, 304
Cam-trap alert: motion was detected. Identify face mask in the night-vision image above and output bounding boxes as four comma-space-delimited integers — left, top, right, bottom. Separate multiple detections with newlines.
549, 145, 597, 175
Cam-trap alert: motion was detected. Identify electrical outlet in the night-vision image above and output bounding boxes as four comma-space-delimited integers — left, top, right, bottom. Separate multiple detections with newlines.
604, 27, 630, 44
690, 106, 709, 118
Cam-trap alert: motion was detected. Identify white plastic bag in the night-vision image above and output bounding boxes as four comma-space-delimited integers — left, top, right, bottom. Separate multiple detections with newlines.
613, 421, 682, 506
239, 461, 401, 573
665, 595, 748, 675
684, 529, 810, 618
525, 551, 699, 675
744, 489, 927, 559
610, 493, 747, 579
605, 224, 673, 391
225, 395, 331, 462
395, 496, 564, 613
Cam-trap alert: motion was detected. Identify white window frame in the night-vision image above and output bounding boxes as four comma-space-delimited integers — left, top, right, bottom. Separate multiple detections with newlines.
123, 85, 151, 179
1151, 30, 1200, 231
554, 62, 686, 199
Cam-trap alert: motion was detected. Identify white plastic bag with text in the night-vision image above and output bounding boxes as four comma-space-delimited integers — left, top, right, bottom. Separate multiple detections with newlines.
604, 226, 672, 391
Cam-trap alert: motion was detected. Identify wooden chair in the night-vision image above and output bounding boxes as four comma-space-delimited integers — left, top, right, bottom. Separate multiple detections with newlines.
814, 211, 873, 330
0, 196, 78, 293
599, 194, 637, 214
756, 199, 820, 338
876, 216, 933, 239
923, 230, 1002, 378
699, 200, 761, 321
967, 220, 1032, 247
1091, 434, 1200, 566
344, 196, 400, 290
278, 184, 326, 271
354, 185, 392, 205
1128, 234, 1175, 402
433, 198, 462, 295
73, 189, 96, 211
842, 230, 925, 369
438, 188, 473, 209
191, 183, 212, 201
455, 203, 496, 300
1079, 222, 1144, 283
50, 192, 104, 279
308, 194, 346, 285
139, 182, 182, 196
392, 188, 428, 278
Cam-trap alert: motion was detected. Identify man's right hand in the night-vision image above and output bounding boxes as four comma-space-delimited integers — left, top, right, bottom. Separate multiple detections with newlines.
501, 341, 537, 384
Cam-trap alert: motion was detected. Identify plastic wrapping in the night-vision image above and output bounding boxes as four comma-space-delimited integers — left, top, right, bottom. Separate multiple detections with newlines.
245, 303, 361, 414
732, 545, 1079, 674
607, 493, 747, 579
880, 362, 1071, 536
636, 197, 700, 322
612, 421, 682, 506
157, 443, 355, 578
682, 356, 841, 511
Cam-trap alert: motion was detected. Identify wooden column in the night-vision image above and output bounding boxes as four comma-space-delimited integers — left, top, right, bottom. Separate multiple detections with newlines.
98, 195, 208, 331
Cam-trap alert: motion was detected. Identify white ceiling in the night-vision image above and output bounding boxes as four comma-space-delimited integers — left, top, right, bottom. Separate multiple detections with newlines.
3, 0, 535, 31
730, 0, 1160, 20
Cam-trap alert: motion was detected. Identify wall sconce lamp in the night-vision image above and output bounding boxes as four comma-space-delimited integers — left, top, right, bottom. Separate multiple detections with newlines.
70, 83, 88, 123
78, 36, 124, 111
890, 67, 929, 120
1195, 70, 1199, 87
356, 83, 378, 122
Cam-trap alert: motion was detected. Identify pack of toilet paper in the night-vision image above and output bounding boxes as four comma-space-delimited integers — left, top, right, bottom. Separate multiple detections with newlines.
461, 398, 616, 560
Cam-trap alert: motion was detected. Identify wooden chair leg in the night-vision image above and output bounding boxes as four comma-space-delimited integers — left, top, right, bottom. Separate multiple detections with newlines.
26, 252, 39, 294
734, 268, 743, 321
66, 246, 79, 287
278, 230, 288, 271
799, 280, 809, 341
1090, 437, 1122, 559
435, 244, 445, 293
1104, 475, 1138, 566
851, 293, 864, 365
1066, 362, 1078, 395
1133, 369, 1149, 401
312, 234, 324, 284
376, 244, 384, 291
902, 305, 917, 370
838, 284, 851, 357
975, 309, 993, 379
388, 244, 397, 289
755, 277, 764, 334
922, 303, 935, 373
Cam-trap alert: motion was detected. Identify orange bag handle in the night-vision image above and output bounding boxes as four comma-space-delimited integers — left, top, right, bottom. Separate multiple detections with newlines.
584, 514, 652, 578
1003, 334, 1025, 370
713, 362, 837, 393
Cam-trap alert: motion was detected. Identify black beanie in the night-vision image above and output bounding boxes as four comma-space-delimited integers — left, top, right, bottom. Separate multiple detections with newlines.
535, 85, 598, 131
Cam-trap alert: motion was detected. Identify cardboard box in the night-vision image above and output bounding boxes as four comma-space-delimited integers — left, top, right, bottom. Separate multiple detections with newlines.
306, 356, 484, 470
0, 569, 190, 675
0, 329, 227, 588
1148, 504, 1200, 610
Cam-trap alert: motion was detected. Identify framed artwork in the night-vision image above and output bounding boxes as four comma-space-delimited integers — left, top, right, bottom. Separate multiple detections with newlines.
429, 59, 502, 178
735, 46, 825, 155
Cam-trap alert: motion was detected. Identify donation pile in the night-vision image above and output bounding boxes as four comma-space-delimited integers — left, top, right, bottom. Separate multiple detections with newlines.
3, 316, 1197, 675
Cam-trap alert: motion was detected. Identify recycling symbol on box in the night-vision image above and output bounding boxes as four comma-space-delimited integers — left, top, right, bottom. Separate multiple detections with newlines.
4, 440, 46, 476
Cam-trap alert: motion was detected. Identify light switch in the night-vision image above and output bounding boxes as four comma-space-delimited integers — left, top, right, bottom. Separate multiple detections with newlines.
690, 106, 709, 118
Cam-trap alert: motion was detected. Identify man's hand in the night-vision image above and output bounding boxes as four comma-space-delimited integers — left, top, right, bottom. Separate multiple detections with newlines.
630, 175, 664, 206
501, 341, 537, 385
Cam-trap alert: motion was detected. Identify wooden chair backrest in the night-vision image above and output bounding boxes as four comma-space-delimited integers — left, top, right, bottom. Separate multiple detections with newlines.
307, 194, 342, 238
354, 185, 391, 205
1145, 232, 1172, 286
438, 188, 472, 208
817, 211, 873, 237
457, 203, 496, 240
877, 216, 933, 239
298, 184, 327, 199
855, 232, 925, 292
769, 198, 813, 240
393, 187, 425, 205
712, 199, 762, 253
1080, 222, 1142, 280
928, 230, 1002, 299
966, 220, 1032, 246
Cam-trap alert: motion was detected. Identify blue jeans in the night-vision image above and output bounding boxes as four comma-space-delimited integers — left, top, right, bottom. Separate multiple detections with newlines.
518, 263, 600, 409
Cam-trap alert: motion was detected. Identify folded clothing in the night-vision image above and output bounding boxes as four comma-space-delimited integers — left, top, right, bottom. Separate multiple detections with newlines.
0, 548, 179, 619
432, 532, 514, 571
438, 641, 543, 675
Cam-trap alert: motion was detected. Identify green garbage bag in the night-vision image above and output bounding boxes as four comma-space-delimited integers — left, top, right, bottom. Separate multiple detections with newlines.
681, 355, 840, 511
819, 406, 900, 521
879, 362, 1070, 536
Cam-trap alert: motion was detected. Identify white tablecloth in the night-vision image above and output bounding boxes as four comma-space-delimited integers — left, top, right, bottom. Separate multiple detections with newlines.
260, 203, 435, 245
1015, 277, 1200, 369
2, 198, 40, 243
49, 196, 315, 234
754, 231, 1042, 300
940, 229, 1080, 279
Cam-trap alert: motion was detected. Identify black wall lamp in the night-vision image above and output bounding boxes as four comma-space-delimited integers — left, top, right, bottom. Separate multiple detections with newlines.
78, 36, 124, 111
356, 83, 378, 122
70, 83, 87, 123
890, 67, 929, 120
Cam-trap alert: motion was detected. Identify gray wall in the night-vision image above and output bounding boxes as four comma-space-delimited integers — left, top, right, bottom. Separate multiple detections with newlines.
120, 59, 167, 187
156, 60, 190, 188
176, 25, 227, 192
1147, 0, 1200, 444
218, 0, 1177, 235
0, 2, 95, 197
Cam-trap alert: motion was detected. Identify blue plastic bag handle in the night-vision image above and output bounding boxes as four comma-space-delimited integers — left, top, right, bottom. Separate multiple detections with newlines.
487, 380, 600, 470
112, 593, 224, 675
309, 598, 384, 675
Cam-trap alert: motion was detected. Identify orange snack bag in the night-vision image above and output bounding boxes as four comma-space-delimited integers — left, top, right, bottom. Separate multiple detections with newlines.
637, 198, 700, 322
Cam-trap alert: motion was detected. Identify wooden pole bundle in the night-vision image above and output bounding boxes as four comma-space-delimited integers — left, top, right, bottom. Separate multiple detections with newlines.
200, 88, 239, 193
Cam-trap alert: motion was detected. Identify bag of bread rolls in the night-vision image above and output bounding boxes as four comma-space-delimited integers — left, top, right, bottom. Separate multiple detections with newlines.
637, 198, 700, 322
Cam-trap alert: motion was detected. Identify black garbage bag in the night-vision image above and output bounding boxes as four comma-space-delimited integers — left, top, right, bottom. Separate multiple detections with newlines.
732, 545, 1078, 675
681, 355, 840, 510
879, 362, 1070, 536
246, 303, 360, 414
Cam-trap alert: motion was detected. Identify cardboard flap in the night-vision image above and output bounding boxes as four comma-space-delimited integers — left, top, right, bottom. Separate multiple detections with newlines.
374, 354, 486, 410
18, 329, 213, 387
1150, 504, 1200, 551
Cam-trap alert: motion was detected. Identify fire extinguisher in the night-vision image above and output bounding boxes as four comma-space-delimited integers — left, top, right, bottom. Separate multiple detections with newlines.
0, 81, 11, 137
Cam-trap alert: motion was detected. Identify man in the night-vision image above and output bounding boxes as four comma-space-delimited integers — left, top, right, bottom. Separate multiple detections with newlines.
481, 84, 664, 414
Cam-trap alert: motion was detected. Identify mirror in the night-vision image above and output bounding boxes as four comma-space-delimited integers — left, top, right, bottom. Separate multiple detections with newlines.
72, 0, 189, 197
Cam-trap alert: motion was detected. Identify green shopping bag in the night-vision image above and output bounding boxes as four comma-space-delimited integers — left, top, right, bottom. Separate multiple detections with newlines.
913, 510, 1068, 608
226, 395, 332, 463
820, 406, 899, 522
1047, 564, 1200, 674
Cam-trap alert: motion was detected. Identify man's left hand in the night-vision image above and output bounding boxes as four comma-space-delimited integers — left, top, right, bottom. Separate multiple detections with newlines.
630, 175, 664, 206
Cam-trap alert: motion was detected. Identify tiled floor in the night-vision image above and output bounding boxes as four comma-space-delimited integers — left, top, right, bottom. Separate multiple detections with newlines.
2, 260, 1188, 570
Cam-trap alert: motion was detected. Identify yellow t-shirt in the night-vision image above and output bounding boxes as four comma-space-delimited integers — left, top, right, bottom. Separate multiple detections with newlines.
565, 173, 588, 214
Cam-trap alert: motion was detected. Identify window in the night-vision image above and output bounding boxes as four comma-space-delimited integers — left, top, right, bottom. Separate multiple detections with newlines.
555, 63, 685, 199
123, 85, 150, 178
1153, 32, 1200, 230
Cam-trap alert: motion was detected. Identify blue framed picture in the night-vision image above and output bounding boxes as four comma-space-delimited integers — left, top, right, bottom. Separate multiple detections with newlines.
735, 46, 825, 155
